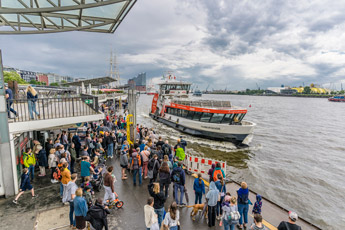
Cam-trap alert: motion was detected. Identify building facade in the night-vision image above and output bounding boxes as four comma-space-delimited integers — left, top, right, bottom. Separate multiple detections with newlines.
20, 70, 37, 82
128, 72, 146, 91
37, 73, 49, 85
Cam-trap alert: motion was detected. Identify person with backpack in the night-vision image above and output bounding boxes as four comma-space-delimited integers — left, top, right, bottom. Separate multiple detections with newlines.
12, 168, 38, 204
148, 154, 160, 183
206, 181, 219, 227
68, 143, 77, 174
277, 211, 301, 230
237, 182, 250, 229
162, 141, 172, 161
85, 198, 110, 230
148, 182, 166, 228
23, 147, 36, 182
141, 146, 151, 179
37, 145, 47, 177
48, 149, 58, 183
213, 162, 226, 182
193, 173, 205, 204
159, 162, 171, 198
131, 150, 143, 186
216, 174, 227, 220
170, 161, 186, 207
179, 136, 187, 151
174, 145, 185, 161
221, 196, 240, 230
120, 146, 129, 180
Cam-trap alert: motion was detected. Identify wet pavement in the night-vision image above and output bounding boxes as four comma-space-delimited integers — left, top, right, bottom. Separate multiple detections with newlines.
0, 156, 287, 230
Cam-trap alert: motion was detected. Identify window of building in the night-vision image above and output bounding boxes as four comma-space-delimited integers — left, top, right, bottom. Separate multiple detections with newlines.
200, 112, 213, 122
210, 113, 225, 123
192, 112, 203, 121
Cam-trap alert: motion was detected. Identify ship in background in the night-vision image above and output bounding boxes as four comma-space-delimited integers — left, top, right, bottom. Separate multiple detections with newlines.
146, 79, 157, 95
149, 74, 255, 146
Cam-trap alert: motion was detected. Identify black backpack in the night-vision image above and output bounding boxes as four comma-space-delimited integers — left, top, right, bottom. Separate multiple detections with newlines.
172, 169, 181, 183
163, 145, 170, 156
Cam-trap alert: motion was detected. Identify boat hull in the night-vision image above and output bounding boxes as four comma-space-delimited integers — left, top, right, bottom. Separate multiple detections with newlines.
328, 98, 345, 102
149, 113, 254, 145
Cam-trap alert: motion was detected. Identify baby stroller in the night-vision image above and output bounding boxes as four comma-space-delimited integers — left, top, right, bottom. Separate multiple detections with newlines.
90, 164, 105, 192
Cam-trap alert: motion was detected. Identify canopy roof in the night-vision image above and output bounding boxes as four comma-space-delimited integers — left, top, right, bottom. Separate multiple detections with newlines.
65, 76, 116, 87
0, 0, 136, 34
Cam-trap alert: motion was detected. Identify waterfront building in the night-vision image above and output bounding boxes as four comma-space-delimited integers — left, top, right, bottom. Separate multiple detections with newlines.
36, 73, 49, 85
128, 72, 146, 91
20, 70, 37, 82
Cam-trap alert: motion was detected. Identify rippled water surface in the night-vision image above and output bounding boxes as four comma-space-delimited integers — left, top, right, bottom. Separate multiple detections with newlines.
136, 94, 345, 229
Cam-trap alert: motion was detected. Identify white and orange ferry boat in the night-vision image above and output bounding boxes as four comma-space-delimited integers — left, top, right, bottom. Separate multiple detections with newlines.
149, 77, 255, 145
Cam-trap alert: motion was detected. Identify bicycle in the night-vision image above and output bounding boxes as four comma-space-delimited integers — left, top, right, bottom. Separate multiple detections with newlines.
106, 192, 124, 209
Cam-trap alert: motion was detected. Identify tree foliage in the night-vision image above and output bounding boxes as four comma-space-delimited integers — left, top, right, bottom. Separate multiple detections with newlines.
50, 82, 59, 86
303, 86, 311, 94
4, 71, 28, 84
29, 79, 46, 85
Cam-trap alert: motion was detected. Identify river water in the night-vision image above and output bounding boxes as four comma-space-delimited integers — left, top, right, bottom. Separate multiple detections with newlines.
136, 94, 344, 229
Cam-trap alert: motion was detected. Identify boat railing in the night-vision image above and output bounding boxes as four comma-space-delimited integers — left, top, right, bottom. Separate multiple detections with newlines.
172, 100, 231, 108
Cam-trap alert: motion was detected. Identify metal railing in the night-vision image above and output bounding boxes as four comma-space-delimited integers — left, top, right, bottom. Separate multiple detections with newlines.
6, 96, 99, 122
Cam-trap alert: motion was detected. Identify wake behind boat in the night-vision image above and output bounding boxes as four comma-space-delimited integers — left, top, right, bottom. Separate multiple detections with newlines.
149, 76, 255, 146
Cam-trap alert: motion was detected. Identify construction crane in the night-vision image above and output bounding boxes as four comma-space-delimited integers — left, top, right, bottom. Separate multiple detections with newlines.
205, 84, 210, 93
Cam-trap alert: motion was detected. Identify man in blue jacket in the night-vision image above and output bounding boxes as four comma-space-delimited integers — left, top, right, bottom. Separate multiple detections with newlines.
171, 161, 186, 206
5, 85, 17, 118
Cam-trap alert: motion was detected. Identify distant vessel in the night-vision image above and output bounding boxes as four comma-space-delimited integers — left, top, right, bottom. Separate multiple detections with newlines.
146, 80, 156, 95
149, 75, 255, 145
328, 95, 345, 102
193, 88, 202, 97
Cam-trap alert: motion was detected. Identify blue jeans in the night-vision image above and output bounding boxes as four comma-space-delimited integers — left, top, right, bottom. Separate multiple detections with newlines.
195, 191, 202, 204
7, 101, 17, 117
28, 165, 34, 180
238, 203, 249, 225
217, 196, 224, 216
107, 143, 114, 157
154, 207, 165, 228
69, 201, 76, 226
28, 100, 39, 119
60, 182, 64, 197
223, 220, 235, 230
174, 183, 184, 205
170, 226, 178, 230
132, 167, 142, 185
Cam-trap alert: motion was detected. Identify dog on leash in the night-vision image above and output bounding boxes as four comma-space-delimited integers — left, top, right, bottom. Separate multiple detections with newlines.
185, 203, 208, 221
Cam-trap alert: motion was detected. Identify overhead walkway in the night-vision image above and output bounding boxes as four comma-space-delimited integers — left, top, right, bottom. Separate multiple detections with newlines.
7, 95, 104, 134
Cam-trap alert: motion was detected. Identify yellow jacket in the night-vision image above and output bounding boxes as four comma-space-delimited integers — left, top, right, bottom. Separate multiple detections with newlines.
61, 168, 71, 185
24, 153, 36, 168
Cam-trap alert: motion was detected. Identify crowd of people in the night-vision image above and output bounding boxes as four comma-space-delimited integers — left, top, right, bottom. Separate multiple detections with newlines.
13, 105, 302, 230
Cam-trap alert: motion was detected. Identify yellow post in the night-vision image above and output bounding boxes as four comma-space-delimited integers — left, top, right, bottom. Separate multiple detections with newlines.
127, 114, 134, 145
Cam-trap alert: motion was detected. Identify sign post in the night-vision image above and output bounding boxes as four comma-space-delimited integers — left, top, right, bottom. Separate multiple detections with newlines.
0, 50, 16, 197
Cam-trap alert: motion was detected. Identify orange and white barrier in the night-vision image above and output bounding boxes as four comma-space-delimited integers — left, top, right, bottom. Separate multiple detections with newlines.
183, 154, 226, 177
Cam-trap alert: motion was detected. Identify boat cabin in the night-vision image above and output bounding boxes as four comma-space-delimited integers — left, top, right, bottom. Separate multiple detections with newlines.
159, 82, 191, 96
164, 103, 247, 124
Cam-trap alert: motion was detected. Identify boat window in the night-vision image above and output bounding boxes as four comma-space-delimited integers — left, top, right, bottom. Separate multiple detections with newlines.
177, 109, 182, 117
186, 111, 194, 119
192, 112, 203, 121
181, 109, 188, 118
169, 108, 176, 115
221, 113, 232, 124
200, 112, 213, 122
210, 113, 225, 123
176, 85, 182, 90
232, 114, 240, 123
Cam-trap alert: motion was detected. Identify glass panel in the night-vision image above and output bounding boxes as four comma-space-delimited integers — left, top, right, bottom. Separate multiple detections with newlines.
91, 24, 112, 30
186, 111, 194, 120
177, 109, 182, 117
232, 114, 240, 123
200, 113, 212, 122
176, 85, 182, 90
55, 10, 80, 16
222, 113, 232, 124
210, 113, 225, 123
83, 2, 126, 19
2, 1, 26, 8
192, 112, 202, 121
181, 109, 188, 118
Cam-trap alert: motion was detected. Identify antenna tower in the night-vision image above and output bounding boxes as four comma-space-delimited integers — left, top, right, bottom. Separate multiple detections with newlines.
109, 50, 120, 88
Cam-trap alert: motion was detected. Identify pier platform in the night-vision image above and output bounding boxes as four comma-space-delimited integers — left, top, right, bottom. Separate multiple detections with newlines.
0, 157, 320, 230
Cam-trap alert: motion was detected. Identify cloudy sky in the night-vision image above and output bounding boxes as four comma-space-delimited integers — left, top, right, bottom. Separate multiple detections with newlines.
1, 0, 345, 90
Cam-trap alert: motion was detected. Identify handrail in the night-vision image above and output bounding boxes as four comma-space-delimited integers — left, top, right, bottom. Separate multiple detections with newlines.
6, 96, 99, 122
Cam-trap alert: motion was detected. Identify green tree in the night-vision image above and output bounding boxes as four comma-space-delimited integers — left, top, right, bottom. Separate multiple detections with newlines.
29, 79, 46, 85
303, 86, 311, 94
4, 71, 28, 84
50, 82, 59, 86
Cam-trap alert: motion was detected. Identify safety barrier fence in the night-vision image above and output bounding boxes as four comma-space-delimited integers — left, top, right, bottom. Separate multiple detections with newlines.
6, 95, 99, 122
183, 153, 227, 177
